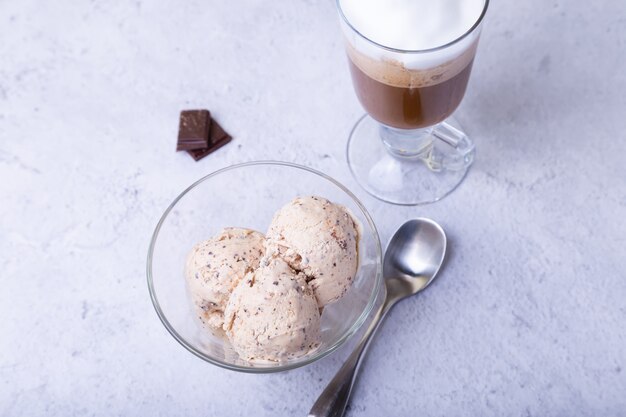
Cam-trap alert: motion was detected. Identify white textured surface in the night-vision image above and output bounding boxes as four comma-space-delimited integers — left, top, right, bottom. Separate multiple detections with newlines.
1, 0, 625, 416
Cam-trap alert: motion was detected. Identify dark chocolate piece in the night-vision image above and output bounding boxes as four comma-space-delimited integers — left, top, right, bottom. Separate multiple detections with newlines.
187, 135, 232, 161
177, 110, 211, 151
186, 119, 232, 161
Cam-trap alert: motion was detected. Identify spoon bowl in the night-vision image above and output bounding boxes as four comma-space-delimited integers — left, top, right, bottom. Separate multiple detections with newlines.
383, 218, 447, 297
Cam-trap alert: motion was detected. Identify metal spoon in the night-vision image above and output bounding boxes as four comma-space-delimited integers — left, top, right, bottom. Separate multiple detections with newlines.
308, 218, 447, 417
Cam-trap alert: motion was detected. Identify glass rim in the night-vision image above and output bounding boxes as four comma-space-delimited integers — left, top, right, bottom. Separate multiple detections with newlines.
336, 0, 489, 54
146, 160, 384, 373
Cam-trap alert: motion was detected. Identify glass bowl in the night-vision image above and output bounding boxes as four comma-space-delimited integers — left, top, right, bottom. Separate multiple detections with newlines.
147, 161, 382, 373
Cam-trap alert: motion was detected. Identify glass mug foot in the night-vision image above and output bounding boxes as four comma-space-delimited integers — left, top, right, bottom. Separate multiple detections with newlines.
346, 115, 474, 205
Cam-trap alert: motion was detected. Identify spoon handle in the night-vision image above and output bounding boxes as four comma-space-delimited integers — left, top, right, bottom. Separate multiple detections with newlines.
308, 297, 393, 417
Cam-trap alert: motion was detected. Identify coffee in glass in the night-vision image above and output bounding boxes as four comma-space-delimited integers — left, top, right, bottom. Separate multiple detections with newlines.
337, 0, 489, 204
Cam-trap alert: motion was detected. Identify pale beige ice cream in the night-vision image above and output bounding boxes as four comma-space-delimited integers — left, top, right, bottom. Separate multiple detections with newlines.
185, 196, 360, 362
185, 227, 265, 331
223, 256, 321, 361
266, 196, 359, 307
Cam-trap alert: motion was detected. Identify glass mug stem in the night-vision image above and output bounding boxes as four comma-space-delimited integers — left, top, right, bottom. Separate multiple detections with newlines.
379, 121, 475, 172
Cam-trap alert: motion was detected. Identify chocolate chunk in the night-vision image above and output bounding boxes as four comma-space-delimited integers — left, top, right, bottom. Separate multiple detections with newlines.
186, 119, 232, 161
177, 110, 211, 151
209, 118, 229, 144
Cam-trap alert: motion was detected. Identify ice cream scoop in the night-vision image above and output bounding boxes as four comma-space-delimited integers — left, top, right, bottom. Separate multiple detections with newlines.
266, 196, 359, 307
185, 227, 265, 331
223, 256, 321, 362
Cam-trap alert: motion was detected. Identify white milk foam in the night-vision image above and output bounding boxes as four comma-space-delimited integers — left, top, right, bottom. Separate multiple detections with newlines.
341, 0, 484, 51
339, 0, 485, 70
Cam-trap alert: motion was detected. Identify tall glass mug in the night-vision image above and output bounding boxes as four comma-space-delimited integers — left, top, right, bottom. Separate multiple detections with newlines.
336, 0, 489, 205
